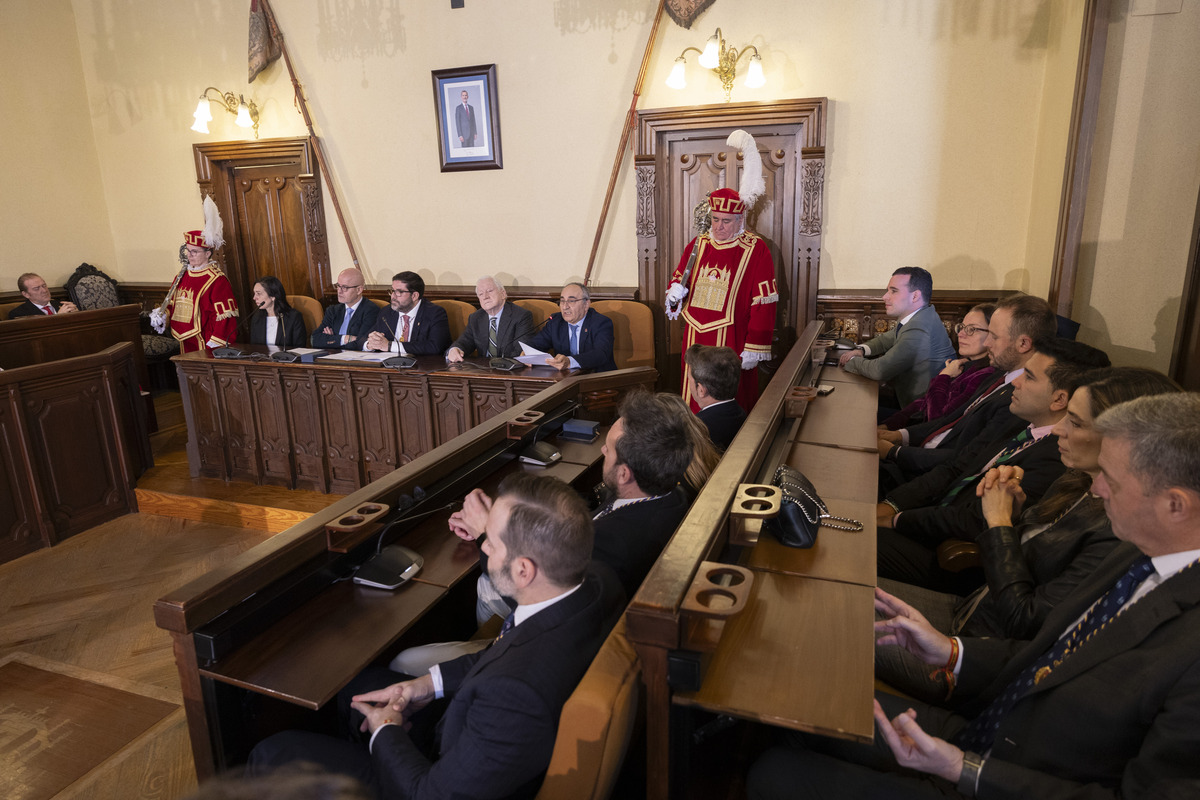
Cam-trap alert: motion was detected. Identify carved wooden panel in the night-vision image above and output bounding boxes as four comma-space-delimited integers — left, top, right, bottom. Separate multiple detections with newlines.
246, 367, 292, 487
391, 378, 431, 466
816, 290, 1000, 345
23, 376, 123, 539
316, 373, 360, 494
470, 381, 513, 426
0, 394, 45, 562
185, 371, 226, 478
354, 373, 396, 485
215, 366, 259, 484
429, 377, 468, 444
282, 371, 325, 492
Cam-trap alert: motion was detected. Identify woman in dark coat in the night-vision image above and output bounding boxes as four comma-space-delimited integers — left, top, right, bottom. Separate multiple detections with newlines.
247, 276, 307, 347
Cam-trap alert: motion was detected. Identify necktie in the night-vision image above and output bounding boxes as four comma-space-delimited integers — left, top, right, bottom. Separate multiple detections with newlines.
919, 373, 1006, 446
955, 555, 1155, 752
494, 611, 515, 642
895, 321, 903, 334
570, 324, 579, 356
338, 306, 354, 337
487, 317, 500, 357
44, 305, 54, 315
940, 427, 1033, 506
400, 315, 411, 342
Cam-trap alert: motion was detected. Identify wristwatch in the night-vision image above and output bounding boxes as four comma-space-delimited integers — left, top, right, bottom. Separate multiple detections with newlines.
957, 750, 985, 797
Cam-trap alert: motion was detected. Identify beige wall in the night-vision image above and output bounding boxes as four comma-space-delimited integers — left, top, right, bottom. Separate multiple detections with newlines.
2, 0, 1195, 376
0, 0, 117, 292
1073, 0, 1200, 372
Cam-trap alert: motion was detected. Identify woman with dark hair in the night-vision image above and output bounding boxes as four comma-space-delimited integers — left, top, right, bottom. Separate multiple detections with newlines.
248, 276, 307, 347
874, 366, 1182, 702
881, 303, 997, 430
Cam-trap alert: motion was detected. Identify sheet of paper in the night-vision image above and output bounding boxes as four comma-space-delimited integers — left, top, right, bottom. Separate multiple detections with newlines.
289, 348, 327, 355
517, 341, 551, 366
318, 351, 393, 362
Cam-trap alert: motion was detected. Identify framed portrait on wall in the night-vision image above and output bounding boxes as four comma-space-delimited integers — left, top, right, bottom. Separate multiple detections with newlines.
432, 64, 503, 172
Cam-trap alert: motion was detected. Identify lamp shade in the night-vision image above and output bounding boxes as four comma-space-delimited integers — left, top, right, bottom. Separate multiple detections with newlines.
745, 54, 765, 88
666, 58, 688, 90
190, 117, 210, 134
192, 97, 213, 123
235, 100, 253, 128
698, 33, 720, 69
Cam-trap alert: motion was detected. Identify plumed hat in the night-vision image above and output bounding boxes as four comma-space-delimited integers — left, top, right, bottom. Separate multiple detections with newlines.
708, 187, 744, 215
184, 196, 225, 250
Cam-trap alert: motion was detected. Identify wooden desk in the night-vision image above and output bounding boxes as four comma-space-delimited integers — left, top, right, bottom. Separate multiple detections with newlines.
784, 442, 880, 504
156, 370, 646, 778
173, 346, 602, 493
746, 496, 876, 587
674, 570, 875, 742
794, 393, 879, 452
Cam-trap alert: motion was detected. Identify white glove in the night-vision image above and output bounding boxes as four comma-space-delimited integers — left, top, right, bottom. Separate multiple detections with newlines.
741, 350, 762, 370
150, 307, 166, 334
665, 283, 688, 321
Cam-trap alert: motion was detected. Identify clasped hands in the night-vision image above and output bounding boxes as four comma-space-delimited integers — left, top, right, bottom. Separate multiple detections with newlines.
350, 673, 436, 735
448, 488, 492, 542
873, 587, 967, 783
977, 465, 1026, 528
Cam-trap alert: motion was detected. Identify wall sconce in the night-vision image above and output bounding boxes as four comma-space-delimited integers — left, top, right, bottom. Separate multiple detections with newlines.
666, 28, 765, 102
190, 87, 261, 139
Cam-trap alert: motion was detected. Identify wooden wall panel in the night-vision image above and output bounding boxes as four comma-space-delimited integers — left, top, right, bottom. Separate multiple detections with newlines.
354, 373, 396, 485
215, 366, 259, 484
316, 374, 360, 494
816, 289, 1001, 344
246, 367, 292, 487
0, 395, 45, 562
281, 372, 326, 493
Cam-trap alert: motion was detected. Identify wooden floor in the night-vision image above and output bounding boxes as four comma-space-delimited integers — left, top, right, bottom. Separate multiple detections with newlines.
0, 391, 342, 799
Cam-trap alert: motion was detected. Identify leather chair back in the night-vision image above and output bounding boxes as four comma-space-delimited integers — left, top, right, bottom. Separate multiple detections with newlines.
287, 295, 324, 345
0, 301, 22, 320
433, 299, 476, 342
590, 300, 654, 369
514, 298, 560, 331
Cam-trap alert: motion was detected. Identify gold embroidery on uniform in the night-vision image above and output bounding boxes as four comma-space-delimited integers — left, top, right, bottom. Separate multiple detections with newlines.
214, 300, 239, 320
173, 288, 195, 322
691, 264, 731, 312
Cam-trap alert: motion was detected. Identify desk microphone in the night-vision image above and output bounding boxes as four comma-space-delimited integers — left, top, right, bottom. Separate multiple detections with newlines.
352, 499, 459, 591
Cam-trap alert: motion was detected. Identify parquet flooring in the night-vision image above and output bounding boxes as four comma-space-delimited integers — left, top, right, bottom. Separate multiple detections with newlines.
0, 391, 331, 799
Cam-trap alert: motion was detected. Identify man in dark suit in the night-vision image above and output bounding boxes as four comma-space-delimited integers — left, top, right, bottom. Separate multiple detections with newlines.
877, 294, 1058, 487
248, 473, 624, 800
840, 267, 956, 410
749, 392, 1200, 799
877, 337, 1110, 590
523, 282, 616, 372
446, 276, 534, 361
8, 273, 78, 318
312, 267, 379, 351
685, 344, 746, 450
454, 90, 477, 148
364, 271, 450, 356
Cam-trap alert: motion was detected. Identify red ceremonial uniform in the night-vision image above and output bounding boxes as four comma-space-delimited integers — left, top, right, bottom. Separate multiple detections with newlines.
672, 231, 777, 411
168, 263, 239, 353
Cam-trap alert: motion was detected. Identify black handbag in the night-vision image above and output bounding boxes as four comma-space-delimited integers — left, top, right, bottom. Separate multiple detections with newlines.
764, 465, 864, 548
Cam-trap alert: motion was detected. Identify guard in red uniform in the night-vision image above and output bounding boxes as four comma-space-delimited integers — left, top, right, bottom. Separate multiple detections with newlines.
151, 197, 239, 353
666, 186, 777, 412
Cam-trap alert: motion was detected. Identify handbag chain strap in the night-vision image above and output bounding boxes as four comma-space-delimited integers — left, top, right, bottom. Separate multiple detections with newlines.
776, 476, 863, 532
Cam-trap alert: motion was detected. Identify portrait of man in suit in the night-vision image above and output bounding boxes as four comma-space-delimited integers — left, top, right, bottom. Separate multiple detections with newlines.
312, 267, 380, 351
446, 276, 534, 361
364, 270, 450, 356
454, 89, 477, 149
523, 282, 616, 371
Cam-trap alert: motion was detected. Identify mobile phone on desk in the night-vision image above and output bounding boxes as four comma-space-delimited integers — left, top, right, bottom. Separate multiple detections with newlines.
816, 384, 835, 396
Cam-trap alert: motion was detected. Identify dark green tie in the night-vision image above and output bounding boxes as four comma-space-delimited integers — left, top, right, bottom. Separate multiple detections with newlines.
487, 317, 500, 357
940, 427, 1033, 506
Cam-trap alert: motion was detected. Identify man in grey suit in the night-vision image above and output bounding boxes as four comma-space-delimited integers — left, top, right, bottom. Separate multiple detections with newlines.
454, 90, 477, 148
840, 266, 956, 409
748, 392, 1200, 799
446, 276, 534, 361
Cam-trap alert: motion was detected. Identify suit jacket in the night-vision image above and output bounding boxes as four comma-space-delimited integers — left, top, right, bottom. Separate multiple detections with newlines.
450, 302, 534, 359
842, 304, 956, 406
947, 544, 1200, 798
369, 301, 451, 355
454, 102, 477, 145
882, 358, 996, 430
592, 487, 690, 598
311, 301, 380, 351
696, 401, 747, 451
370, 565, 624, 800
247, 307, 307, 348
892, 380, 1021, 479
7, 299, 64, 318
888, 424, 1067, 549
525, 308, 616, 371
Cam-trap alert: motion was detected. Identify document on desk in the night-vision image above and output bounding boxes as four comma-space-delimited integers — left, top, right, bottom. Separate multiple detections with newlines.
517, 342, 551, 366
319, 351, 394, 362
289, 348, 328, 355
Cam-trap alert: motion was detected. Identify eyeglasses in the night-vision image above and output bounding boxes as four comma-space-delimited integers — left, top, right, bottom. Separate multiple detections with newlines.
335, 283, 363, 291
389, 289, 413, 296
558, 296, 585, 305
954, 324, 989, 336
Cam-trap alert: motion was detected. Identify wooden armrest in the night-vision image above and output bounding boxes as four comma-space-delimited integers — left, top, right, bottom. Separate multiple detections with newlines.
937, 540, 981, 573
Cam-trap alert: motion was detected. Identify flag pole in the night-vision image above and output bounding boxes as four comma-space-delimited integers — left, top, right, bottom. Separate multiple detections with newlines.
259, 0, 365, 272
582, 0, 668, 287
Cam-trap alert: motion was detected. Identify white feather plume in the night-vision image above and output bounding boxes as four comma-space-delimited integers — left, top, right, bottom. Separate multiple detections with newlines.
202, 195, 225, 250
726, 129, 765, 210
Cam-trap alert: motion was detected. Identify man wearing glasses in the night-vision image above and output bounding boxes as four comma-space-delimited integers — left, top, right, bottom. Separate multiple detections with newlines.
312, 267, 379, 350
364, 271, 450, 355
523, 282, 616, 372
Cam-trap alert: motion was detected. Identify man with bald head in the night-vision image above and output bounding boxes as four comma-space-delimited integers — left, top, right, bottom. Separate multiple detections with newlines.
446, 276, 534, 362
312, 268, 380, 350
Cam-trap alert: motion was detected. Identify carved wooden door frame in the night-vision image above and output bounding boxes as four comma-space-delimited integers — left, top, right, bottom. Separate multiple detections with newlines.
635, 98, 828, 387
193, 138, 330, 303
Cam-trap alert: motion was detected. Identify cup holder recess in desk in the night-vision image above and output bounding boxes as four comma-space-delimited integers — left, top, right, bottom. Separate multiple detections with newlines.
681, 562, 753, 619
729, 484, 782, 546
507, 410, 544, 440
325, 502, 391, 553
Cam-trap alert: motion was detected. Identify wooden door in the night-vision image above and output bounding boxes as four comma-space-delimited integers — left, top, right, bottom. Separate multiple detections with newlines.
194, 139, 331, 332
635, 100, 827, 393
